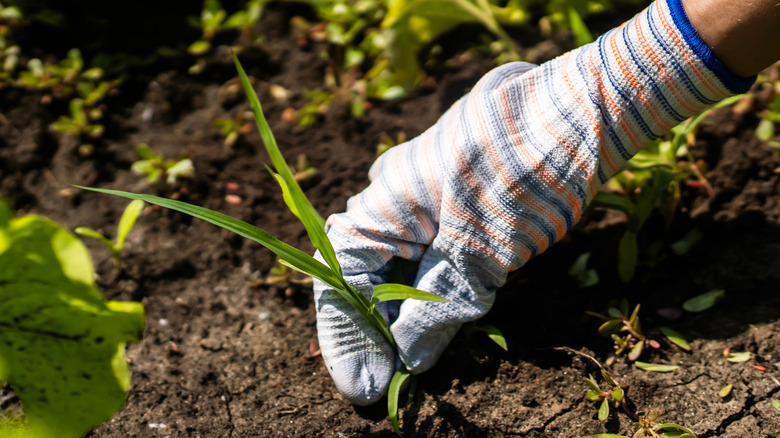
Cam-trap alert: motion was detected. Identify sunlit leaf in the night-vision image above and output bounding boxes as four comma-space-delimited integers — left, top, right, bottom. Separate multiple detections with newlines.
660, 327, 691, 351
771, 400, 780, 412
628, 340, 644, 361
116, 200, 144, 249
718, 384, 733, 398
725, 351, 751, 363
388, 367, 411, 437
598, 397, 609, 421
371, 283, 449, 304
635, 361, 679, 373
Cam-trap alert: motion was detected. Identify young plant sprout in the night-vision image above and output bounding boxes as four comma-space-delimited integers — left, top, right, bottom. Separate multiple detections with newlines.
79, 54, 446, 436
75, 199, 144, 269
590, 300, 659, 362
131, 143, 195, 188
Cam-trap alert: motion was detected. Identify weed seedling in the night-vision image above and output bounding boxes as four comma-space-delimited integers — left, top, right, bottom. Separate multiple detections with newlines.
80, 54, 447, 437
589, 300, 658, 362
213, 112, 252, 147
131, 143, 194, 188
75, 199, 144, 269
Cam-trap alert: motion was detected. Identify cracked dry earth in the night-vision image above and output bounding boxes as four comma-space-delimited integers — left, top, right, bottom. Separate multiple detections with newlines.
2, 5, 780, 437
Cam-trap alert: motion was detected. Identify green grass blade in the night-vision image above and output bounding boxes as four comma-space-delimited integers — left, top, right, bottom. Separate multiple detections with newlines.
233, 53, 341, 278
116, 199, 144, 249
388, 366, 411, 437
75, 186, 345, 291
371, 283, 449, 304
74, 227, 113, 249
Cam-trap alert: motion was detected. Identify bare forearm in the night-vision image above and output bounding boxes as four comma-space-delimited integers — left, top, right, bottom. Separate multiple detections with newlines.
683, 0, 780, 77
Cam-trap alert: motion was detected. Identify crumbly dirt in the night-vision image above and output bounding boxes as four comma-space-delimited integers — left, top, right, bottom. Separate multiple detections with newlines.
2, 4, 780, 437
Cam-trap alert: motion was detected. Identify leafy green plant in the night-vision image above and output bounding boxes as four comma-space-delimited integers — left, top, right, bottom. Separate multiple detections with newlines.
213, 111, 252, 147
584, 410, 698, 437
131, 143, 195, 188
585, 371, 626, 421
0, 199, 144, 438
80, 54, 447, 436
75, 199, 145, 269
591, 95, 746, 282
590, 300, 659, 362
187, 0, 266, 74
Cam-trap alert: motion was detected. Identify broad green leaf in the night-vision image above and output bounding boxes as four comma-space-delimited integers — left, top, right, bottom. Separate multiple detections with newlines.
233, 54, 342, 279
116, 200, 144, 249
635, 361, 679, 373
682, 289, 725, 312
75, 187, 344, 292
0, 206, 144, 438
771, 400, 780, 412
612, 387, 624, 403
388, 366, 411, 437
371, 283, 449, 304
598, 397, 609, 421
718, 384, 733, 398
660, 327, 691, 351
725, 351, 751, 363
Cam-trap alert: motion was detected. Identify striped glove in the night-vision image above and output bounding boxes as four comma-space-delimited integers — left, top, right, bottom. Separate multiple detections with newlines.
314, 0, 754, 405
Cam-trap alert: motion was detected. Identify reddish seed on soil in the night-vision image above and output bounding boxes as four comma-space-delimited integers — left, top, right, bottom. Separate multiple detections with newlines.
748, 363, 766, 371
225, 182, 240, 191
225, 194, 242, 204
304, 341, 321, 360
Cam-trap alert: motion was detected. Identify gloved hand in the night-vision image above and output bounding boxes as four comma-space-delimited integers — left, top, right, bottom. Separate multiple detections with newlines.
313, 0, 751, 405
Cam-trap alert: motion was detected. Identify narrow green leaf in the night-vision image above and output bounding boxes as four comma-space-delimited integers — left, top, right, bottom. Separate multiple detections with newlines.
598, 397, 610, 421
75, 187, 344, 291
660, 327, 691, 351
725, 351, 751, 363
682, 289, 725, 312
388, 367, 411, 437
233, 54, 342, 278
718, 384, 733, 398
598, 319, 623, 336
567, 7, 593, 46
271, 172, 301, 220
635, 361, 679, 373
472, 323, 508, 351
74, 227, 113, 248
116, 200, 144, 249
601, 369, 618, 387
372, 283, 449, 304
584, 375, 601, 393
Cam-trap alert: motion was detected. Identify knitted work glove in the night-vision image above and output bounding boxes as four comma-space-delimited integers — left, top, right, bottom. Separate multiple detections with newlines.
314, 0, 754, 405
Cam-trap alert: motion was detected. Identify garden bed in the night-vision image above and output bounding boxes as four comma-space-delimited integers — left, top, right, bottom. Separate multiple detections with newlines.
2, 3, 780, 437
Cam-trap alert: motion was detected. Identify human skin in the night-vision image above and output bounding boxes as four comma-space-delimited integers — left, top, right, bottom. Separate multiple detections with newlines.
683, 0, 780, 77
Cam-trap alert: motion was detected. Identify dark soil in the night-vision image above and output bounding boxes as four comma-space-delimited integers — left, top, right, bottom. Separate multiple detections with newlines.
2, 5, 780, 437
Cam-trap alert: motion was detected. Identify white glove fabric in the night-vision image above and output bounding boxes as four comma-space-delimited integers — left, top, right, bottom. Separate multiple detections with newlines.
313, 0, 753, 405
